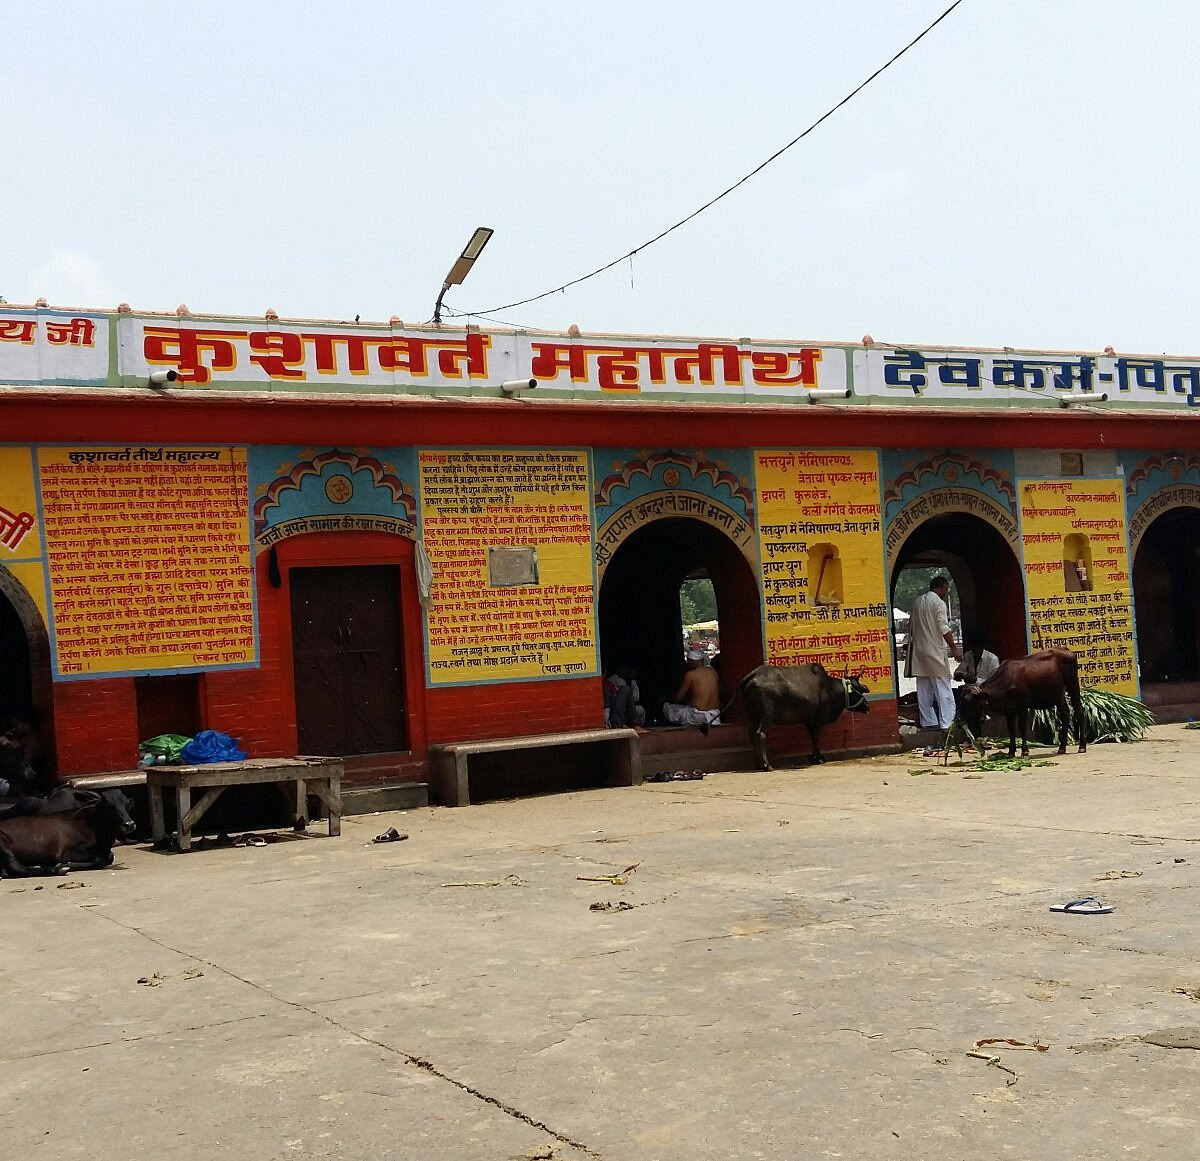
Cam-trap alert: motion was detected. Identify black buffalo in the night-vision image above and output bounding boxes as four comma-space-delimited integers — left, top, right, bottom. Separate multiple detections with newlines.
0, 788, 136, 877
958, 647, 1085, 758
0, 784, 102, 822
722, 663, 871, 770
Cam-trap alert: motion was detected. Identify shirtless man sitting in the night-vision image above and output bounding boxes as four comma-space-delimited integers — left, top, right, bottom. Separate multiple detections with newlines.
661, 651, 721, 728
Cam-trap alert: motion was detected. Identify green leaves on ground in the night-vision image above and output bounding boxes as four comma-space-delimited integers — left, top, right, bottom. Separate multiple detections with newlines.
1031, 687, 1155, 745
973, 756, 1056, 772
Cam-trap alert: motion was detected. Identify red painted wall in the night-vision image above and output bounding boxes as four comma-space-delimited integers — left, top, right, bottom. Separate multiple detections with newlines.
425, 677, 603, 743
54, 678, 140, 775
4, 392, 1190, 452
36, 391, 1168, 780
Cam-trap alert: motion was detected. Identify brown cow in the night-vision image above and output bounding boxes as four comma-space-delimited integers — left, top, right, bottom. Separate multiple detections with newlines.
719, 663, 871, 770
958, 647, 1085, 758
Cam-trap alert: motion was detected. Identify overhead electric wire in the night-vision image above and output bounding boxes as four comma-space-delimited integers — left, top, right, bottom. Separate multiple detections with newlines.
440, 304, 537, 330
455, 0, 967, 318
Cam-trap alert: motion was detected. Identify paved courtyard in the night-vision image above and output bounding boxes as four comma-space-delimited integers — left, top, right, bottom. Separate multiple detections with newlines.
4, 726, 1200, 1160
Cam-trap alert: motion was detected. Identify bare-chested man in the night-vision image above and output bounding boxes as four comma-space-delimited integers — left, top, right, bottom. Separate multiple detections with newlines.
662, 651, 721, 727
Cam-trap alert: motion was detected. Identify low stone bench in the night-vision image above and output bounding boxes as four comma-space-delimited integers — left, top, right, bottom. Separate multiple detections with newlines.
429, 728, 641, 807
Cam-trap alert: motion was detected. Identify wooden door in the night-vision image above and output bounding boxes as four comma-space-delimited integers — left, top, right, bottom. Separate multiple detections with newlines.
290, 565, 407, 755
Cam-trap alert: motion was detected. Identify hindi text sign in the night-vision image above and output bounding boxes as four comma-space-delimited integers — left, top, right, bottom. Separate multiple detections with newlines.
1018, 478, 1138, 696
754, 450, 892, 690
419, 449, 597, 684
39, 446, 256, 677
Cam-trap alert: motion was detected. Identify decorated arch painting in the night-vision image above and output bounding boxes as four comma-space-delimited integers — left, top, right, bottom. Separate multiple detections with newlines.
881, 449, 1019, 570
1123, 451, 1200, 554
593, 449, 757, 575
250, 447, 419, 550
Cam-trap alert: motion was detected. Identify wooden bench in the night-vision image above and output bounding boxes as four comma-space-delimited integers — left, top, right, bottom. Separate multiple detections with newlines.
146, 756, 343, 851
429, 728, 641, 808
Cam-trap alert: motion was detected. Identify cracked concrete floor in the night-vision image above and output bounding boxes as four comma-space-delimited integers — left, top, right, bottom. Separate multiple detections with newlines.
4, 725, 1200, 1160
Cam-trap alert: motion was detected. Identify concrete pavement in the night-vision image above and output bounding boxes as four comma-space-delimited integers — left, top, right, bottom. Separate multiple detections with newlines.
3, 726, 1200, 1159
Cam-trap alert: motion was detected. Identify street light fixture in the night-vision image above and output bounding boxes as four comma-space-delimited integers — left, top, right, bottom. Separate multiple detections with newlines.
433, 226, 494, 324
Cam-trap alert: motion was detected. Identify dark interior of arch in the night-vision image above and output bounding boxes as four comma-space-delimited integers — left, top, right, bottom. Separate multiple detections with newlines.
0, 569, 55, 777
1133, 506, 1200, 682
891, 512, 1027, 662
598, 517, 763, 721
0, 590, 31, 717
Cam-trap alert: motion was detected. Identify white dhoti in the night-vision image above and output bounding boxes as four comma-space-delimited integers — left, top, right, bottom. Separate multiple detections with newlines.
662, 704, 720, 728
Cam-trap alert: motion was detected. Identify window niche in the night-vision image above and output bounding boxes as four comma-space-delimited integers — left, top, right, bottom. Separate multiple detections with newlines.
809, 543, 844, 606
1062, 532, 1093, 592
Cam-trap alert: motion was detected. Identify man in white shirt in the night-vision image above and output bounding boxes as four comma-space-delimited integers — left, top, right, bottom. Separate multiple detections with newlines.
904, 576, 962, 730
954, 639, 1000, 685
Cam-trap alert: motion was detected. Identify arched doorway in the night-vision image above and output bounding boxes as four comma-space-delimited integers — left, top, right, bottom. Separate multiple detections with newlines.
891, 512, 1026, 662
1133, 506, 1200, 683
0, 566, 54, 777
598, 517, 763, 719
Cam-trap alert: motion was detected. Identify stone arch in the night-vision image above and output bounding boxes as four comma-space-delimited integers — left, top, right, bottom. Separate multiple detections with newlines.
885, 487, 1019, 576
889, 506, 1026, 663
595, 493, 757, 580
0, 565, 55, 776
1130, 492, 1200, 684
1128, 483, 1200, 559
597, 515, 763, 720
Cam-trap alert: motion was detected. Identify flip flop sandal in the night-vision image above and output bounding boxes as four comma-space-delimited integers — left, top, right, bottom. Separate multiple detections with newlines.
1049, 897, 1114, 914
373, 827, 409, 843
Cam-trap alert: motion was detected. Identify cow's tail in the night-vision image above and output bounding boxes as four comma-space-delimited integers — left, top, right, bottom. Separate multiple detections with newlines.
707, 674, 751, 733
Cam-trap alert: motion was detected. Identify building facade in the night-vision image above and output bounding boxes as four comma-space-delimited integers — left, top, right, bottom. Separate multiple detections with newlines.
2, 304, 1197, 788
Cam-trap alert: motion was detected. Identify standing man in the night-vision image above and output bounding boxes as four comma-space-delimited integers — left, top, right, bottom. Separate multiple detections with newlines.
905, 576, 962, 731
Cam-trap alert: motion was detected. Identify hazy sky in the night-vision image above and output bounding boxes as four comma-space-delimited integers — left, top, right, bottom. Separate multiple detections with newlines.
7, 2, 1198, 354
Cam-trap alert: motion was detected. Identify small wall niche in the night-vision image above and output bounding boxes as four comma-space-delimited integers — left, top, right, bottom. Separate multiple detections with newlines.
1062, 532, 1093, 592
809, 543, 844, 606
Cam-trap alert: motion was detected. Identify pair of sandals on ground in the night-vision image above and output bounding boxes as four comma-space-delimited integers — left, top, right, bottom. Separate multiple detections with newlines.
646, 769, 706, 783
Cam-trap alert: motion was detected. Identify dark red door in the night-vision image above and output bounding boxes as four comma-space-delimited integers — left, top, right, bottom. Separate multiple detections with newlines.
290, 565, 407, 755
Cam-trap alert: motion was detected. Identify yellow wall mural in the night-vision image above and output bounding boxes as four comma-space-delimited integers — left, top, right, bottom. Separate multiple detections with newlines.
1018, 478, 1137, 695
38, 446, 255, 676
0, 446, 40, 560
420, 449, 598, 684
754, 450, 891, 689
0, 446, 47, 626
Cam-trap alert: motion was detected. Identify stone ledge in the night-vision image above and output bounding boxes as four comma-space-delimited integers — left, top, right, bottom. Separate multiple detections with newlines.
339, 782, 429, 816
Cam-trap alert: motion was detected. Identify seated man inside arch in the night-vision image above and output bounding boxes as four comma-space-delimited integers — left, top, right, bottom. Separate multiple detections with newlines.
954, 635, 1000, 685
661, 650, 721, 728
604, 662, 645, 728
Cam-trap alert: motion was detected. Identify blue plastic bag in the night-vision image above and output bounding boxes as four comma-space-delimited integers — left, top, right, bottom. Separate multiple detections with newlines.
179, 729, 247, 765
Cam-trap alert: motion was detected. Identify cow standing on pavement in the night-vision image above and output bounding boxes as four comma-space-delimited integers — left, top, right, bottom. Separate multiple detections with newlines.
958, 647, 1086, 758
720, 663, 872, 770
